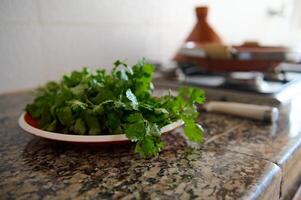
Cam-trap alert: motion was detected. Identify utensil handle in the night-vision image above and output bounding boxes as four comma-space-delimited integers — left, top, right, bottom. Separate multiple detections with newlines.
204, 101, 279, 122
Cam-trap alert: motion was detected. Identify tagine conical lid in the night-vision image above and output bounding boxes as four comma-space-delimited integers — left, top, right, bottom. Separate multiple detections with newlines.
186, 6, 223, 44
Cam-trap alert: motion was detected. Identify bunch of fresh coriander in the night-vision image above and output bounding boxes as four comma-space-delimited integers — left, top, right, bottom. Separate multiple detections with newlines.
26, 59, 205, 157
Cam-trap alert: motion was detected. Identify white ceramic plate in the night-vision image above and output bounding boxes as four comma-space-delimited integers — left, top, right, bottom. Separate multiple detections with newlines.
18, 112, 184, 144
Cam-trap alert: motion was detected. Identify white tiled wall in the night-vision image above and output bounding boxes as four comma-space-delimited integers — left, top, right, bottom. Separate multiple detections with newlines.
0, 0, 300, 93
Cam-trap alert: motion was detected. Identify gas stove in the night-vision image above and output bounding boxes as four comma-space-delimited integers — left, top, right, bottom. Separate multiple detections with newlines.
154, 63, 301, 107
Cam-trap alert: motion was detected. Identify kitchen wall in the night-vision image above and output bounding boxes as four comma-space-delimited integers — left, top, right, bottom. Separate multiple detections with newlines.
0, 0, 300, 93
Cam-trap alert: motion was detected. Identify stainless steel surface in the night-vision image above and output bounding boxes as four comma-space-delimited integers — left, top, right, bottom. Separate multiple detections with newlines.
154, 71, 301, 107
225, 72, 269, 92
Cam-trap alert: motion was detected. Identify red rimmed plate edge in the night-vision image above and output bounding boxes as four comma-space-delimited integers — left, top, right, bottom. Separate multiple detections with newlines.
18, 112, 184, 144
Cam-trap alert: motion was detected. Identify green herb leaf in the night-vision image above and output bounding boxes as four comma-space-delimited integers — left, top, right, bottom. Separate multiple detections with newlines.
57, 107, 73, 126
125, 89, 138, 110
25, 59, 206, 157
183, 119, 204, 142
74, 118, 86, 135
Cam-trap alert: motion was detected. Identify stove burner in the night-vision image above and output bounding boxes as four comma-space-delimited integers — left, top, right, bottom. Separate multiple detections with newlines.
154, 66, 301, 106
224, 72, 269, 92
184, 71, 286, 94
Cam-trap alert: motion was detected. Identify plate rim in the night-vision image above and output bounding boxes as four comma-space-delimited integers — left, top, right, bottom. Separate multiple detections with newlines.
18, 112, 184, 143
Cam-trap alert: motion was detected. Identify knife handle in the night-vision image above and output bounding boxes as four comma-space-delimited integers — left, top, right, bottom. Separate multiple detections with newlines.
203, 101, 279, 122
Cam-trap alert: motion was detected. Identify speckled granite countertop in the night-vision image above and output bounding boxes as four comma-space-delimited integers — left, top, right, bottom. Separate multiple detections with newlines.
1, 92, 301, 200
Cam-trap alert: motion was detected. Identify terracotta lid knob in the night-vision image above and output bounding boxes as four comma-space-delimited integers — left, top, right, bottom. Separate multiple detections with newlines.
196, 6, 208, 19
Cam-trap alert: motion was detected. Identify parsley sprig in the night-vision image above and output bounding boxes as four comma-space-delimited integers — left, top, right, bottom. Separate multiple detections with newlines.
26, 59, 205, 157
